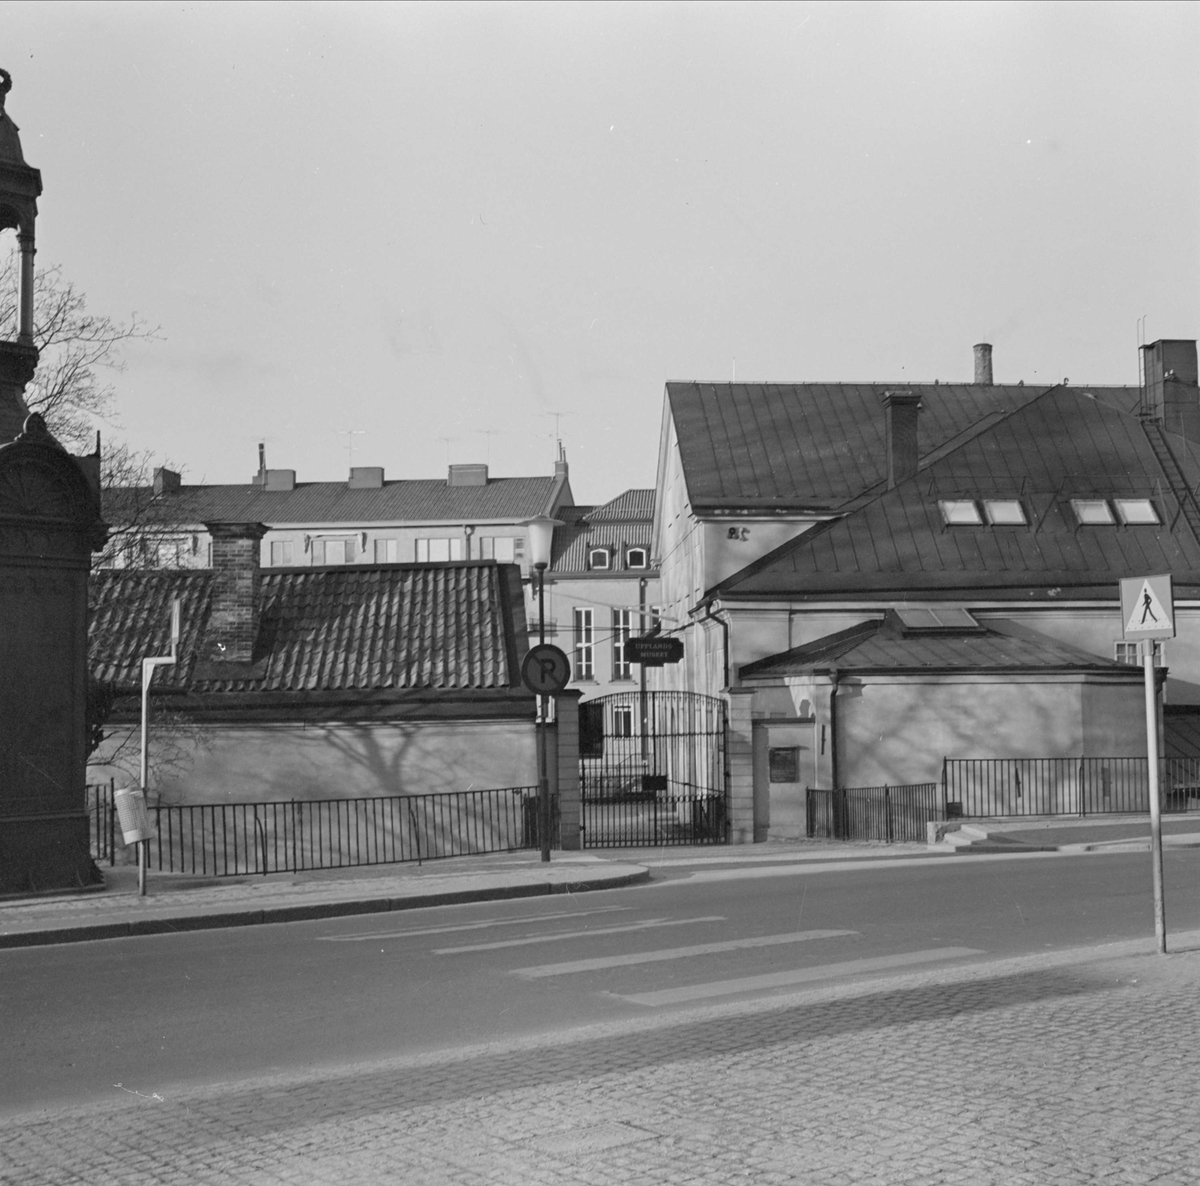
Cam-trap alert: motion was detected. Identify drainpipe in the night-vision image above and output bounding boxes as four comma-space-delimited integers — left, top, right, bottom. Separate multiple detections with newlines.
828, 668, 840, 790
702, 600, 731, 690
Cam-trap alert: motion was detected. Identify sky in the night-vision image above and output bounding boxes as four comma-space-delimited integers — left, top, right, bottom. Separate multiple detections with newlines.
1, 0, 1197, 503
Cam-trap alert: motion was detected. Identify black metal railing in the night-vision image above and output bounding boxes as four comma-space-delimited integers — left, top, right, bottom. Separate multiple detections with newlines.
86, 780, 118, 866
807, 784, 941, 843
143, 787, 540, 877
582, 792, 726, 848
942, 757, 1200, 818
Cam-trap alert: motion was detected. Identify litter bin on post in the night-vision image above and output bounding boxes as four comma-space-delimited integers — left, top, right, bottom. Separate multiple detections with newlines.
113, 786, 152, 895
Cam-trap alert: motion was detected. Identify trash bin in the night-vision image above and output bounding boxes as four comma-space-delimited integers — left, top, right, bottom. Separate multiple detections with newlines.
113, 786, 152, 846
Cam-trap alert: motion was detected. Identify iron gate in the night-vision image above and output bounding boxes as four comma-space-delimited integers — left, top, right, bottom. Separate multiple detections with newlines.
579, 691, 728, 847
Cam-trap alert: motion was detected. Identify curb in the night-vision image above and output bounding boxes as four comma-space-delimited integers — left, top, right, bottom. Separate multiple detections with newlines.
0, 867, 651, 950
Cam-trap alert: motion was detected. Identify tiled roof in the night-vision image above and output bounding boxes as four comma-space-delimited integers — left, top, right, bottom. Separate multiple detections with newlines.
740, 612, 1136, 678
90, 562, 526, 694
586, 489, 654, 521
102, 477, 560, 527
718, 387, 1200, 598
549, 491, 654, 574
667, 381, 1140, 512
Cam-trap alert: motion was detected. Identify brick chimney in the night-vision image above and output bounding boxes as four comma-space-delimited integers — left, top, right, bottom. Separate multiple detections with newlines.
974, 343, 994, 386
882, 391, 921, 489
1142, 339, 1200, 440
204, 521, 267, 664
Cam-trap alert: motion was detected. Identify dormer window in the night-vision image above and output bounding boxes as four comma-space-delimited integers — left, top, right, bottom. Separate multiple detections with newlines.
983, 499, 1026, 525
1114, 499, 1159, 525
588, 548, 610, 570
938, 500, 982, 525
1071, 499, 1115, 525
626, 548, 647, 569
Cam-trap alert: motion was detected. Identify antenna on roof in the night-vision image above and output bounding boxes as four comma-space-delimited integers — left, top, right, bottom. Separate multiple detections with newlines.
338, 429, 365, 467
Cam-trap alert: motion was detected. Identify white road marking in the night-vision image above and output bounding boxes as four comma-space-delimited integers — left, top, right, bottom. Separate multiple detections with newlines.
511, 929, 859, 978
434, 916, 726, 954
615, 947, 985, 1007
317, 905, 631, 942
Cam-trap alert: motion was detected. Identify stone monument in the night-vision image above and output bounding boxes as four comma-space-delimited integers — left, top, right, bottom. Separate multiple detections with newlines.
0, 68, 108, 893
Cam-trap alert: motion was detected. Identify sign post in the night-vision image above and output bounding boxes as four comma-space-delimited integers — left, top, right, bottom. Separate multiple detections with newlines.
520, 644, 571, 862
1120, 574, 1175, 954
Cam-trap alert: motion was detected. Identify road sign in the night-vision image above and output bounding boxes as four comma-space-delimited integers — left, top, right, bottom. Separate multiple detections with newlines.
1120, 574, 1175, 641
521, 644, 571, 694
624, 635, 684, 666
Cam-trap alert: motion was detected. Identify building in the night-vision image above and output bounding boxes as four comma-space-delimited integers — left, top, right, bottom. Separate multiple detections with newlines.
103, 448, 573, 579
536, 489, 660, 704
650, 340, 1200, 840
87, 523, 541, 805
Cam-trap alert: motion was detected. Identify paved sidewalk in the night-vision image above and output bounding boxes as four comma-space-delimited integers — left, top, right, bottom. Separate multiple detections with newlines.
5, 931, 1200, 1184
0, 852, 650, 949
3, 816, 1194, 949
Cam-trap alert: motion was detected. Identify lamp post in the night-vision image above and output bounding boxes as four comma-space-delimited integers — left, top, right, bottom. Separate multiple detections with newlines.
524, 516, 561, 862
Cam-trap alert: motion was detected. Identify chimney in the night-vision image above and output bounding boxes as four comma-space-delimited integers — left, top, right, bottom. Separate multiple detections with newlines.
1142, 339, 1200, 440
882, 391, 921, 489
153, 466, 181, 495
974, 343, 994, 386
252, 443, 267, 486
204, 522, 268, 664
348, 466, 384, 489
554, 441, 568, 478
448, 463, 488, 487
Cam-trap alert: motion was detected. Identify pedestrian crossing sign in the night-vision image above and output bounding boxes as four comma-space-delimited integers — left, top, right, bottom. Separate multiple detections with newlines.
1120, 574, 1175, 640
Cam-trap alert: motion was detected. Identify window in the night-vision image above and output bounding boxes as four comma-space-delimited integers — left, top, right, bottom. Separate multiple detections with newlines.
1071, 499, 1115, 525
478, 536, 515, 562
769, 747, 800, 783
374, 538, 398, 563
270, 540, 294, 566
938, 500, 983, 525
1114, 499, 1159, 525
1116, 640, 1164, 665
155, 539, 187, 568
573, 607, 595, 680
612, 609, 633, 680
983, 500, 1026, 525
312, 537, 356, 565
626, 548, 648, 569
588, 548, 610, 570
896, 607, 980, 631
612, 705, 633, 738
416, 538, 465, 562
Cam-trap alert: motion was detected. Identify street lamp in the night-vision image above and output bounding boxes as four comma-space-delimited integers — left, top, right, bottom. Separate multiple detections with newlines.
524, 515, 562, 861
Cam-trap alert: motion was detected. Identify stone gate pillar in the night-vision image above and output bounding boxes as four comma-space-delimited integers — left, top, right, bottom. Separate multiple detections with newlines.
0, 415, 107, 892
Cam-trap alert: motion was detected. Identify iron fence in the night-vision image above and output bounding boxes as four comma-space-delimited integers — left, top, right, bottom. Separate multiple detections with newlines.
943, 758, 1200, 818
582, 793, 726, 848
86, 780, 117, 866
143, 787, 540, 876
807, 784, 941, 842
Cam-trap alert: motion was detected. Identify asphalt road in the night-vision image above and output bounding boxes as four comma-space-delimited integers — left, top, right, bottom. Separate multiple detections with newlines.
4, 846, 1197, 1119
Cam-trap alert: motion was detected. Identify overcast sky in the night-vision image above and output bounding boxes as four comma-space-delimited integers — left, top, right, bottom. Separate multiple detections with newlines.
2, 1, 1197, 502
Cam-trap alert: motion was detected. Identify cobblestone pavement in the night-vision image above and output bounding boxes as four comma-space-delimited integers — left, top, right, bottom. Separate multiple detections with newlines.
5, 937, 1200, 1185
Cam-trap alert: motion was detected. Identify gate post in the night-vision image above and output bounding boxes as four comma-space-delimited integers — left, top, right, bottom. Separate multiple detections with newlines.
724, 687, 756, 844
554, 689, 582, 850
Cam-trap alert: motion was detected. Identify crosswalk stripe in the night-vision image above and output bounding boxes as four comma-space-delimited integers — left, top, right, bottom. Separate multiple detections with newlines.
434, 916, 726, 955
317, 906, 630, 942
511, 929, 859, 978
616, 947, 985, 1007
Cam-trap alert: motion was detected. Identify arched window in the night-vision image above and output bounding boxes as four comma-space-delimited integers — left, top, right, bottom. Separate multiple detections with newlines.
588, 548, 610, 570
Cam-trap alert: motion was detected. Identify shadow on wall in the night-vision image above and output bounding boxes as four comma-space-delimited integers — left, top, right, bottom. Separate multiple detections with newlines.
89, 721, 539, 805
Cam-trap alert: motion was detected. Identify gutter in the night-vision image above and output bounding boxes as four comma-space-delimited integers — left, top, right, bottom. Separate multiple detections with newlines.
701, 600, 731, 689
828, 667, 840, 791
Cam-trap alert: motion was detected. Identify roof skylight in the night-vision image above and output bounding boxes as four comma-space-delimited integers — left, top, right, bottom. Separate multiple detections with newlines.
1114, 499, 1159, 525
896, 607, 981, 631
983, 499, 1026, 525
1071, 499, 1115, 525
938, 500, 982, 525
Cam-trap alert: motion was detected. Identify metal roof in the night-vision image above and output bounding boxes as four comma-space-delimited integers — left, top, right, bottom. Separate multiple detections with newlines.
548, 491, 655, 574
102, 476, 561, 527
667, 381, 1140, 512
740, 611, 1138, 678
718, 387, 1200, 599
90, 562, 526, 694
